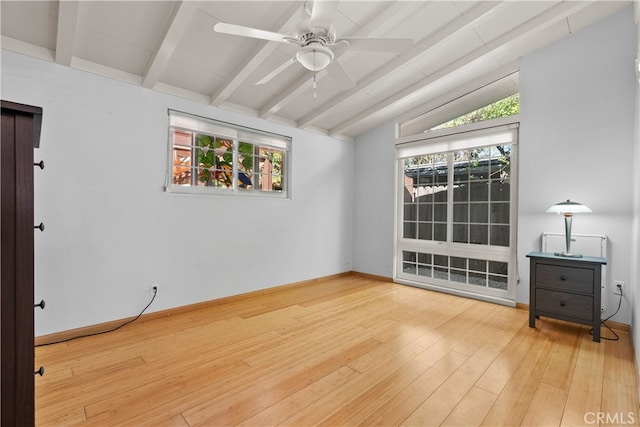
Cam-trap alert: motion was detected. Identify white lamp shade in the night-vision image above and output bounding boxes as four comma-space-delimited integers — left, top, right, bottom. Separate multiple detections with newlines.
296, 43, 334, 72
545, 199, 592, 214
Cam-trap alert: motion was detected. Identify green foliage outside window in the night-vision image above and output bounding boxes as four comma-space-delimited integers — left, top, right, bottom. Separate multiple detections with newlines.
198, 135, 231, 187
197, 135, 255, 189
432, 94, 519, 131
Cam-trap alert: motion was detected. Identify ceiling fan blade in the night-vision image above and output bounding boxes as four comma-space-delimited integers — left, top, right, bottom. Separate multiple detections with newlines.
214, 22, 293, 43
326, 59, 355, 90
330, 41, 349, 57
339, 37, 413, 52
309, 0, 339, 30
256, 57, 297, 85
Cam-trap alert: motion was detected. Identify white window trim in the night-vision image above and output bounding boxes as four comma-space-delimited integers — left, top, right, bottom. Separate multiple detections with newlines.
394, 118, 519, 306
165, 110, 291, 198
396, 115, 520, 148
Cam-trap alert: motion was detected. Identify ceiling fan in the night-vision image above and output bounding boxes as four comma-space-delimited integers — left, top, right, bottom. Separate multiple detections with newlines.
213, 0, 413, 93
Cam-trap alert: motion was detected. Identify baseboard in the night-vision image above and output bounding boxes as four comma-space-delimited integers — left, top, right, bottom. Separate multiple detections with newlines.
35, 271, 354, 346
604, 319, 631, 332
350, 271, 392, 282
34, 317, 139, 346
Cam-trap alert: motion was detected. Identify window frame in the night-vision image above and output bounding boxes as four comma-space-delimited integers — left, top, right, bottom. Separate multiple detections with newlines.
394, 117, 519, 306
165, 110, 291, 198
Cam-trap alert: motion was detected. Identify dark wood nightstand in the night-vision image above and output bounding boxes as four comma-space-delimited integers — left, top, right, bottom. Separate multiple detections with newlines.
527, 251, 606, 342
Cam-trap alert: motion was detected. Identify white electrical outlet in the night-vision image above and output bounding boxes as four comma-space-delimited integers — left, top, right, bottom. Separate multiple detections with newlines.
613, 281, 624, 295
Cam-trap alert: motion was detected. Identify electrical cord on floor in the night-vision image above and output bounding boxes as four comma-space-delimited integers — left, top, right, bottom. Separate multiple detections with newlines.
36, 287, 158, 347
590, 286, 623, 341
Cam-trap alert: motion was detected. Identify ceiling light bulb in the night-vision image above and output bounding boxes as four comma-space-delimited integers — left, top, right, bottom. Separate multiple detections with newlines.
297, 43, 334, 72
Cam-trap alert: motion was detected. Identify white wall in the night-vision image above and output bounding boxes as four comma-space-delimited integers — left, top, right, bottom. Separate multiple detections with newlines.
352, 121, 396, 277
518, 6, 637, 323
1, 50, 354, 336
354, 7, 638, 326
631, 3, 640, 372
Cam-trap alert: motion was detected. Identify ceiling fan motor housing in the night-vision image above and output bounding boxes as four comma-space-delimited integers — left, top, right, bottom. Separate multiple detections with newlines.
298, 27, 335, 47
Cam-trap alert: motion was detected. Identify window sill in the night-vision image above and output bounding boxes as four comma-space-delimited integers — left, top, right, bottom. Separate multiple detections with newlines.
164, 185, 288, 199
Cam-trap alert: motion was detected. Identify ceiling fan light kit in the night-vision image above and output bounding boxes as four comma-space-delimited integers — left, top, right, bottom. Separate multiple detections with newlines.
297, 43, 334, 71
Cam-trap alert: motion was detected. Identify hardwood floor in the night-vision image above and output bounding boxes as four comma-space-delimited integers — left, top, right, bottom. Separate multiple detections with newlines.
35, 274, 640, 426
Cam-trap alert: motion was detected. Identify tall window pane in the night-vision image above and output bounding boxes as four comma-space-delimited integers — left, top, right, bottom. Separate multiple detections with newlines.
172, 130, 193, 186
403, 154, 448, 242
453, 145, 511, 247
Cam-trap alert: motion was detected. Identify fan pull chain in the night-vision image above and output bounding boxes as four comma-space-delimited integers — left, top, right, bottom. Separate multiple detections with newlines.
313, 73, 317, 99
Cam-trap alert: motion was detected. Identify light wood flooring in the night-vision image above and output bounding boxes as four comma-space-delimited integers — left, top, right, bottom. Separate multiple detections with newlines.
36, 274, 640, 426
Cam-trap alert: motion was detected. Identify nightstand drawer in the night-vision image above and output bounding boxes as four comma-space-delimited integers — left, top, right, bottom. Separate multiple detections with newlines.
535, 263, 594, 294
535, 289, 593, 321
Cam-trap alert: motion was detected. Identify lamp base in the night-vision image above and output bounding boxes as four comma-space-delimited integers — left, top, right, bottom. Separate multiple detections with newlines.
554, 252, 583, 258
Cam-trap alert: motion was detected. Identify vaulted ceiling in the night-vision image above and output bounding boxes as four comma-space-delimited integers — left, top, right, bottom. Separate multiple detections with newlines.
0, 1, 632, 140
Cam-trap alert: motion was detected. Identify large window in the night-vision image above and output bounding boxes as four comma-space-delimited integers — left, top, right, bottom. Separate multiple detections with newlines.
395, 120, 518, 305
167, 110, 290, 197
403, 145, 511, 246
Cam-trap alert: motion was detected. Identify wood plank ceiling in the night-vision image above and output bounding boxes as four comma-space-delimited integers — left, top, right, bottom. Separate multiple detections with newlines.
0, 1, 632, 140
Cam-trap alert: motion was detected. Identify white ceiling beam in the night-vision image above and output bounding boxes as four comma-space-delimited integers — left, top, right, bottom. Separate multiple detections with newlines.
142, 1, 198, 89
55, 1, 80, 66
328, 0, 590, 136
259, 0, 426, 119
2, 35, 54, 62
210, 2, 303, 106
297, 1, 503, 130
73, 57, 142, 86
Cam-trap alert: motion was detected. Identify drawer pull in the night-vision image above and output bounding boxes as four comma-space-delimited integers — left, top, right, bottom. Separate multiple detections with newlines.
34, 299, 45, 310
34, 160, 45, 170
560, 300, 567, 307
34, 366, 44, 376
34, 222, 45, 232
560, 275, 567, 281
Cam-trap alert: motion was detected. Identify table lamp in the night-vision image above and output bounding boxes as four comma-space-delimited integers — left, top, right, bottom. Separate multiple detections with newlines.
546, 199, 592, 257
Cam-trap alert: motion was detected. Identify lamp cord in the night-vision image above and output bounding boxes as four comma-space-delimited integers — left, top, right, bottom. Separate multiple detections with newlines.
590, 288, 623, 341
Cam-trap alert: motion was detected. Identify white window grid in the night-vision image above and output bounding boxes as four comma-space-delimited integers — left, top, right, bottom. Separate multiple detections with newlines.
166, 110, 290, 198
402, 145, 512, 247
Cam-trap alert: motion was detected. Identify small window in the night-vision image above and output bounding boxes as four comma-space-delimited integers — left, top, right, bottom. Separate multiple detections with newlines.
166, 110, 290, 197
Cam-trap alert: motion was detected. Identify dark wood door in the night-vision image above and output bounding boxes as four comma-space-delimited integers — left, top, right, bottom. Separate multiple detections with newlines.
1, 100, 42, 427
